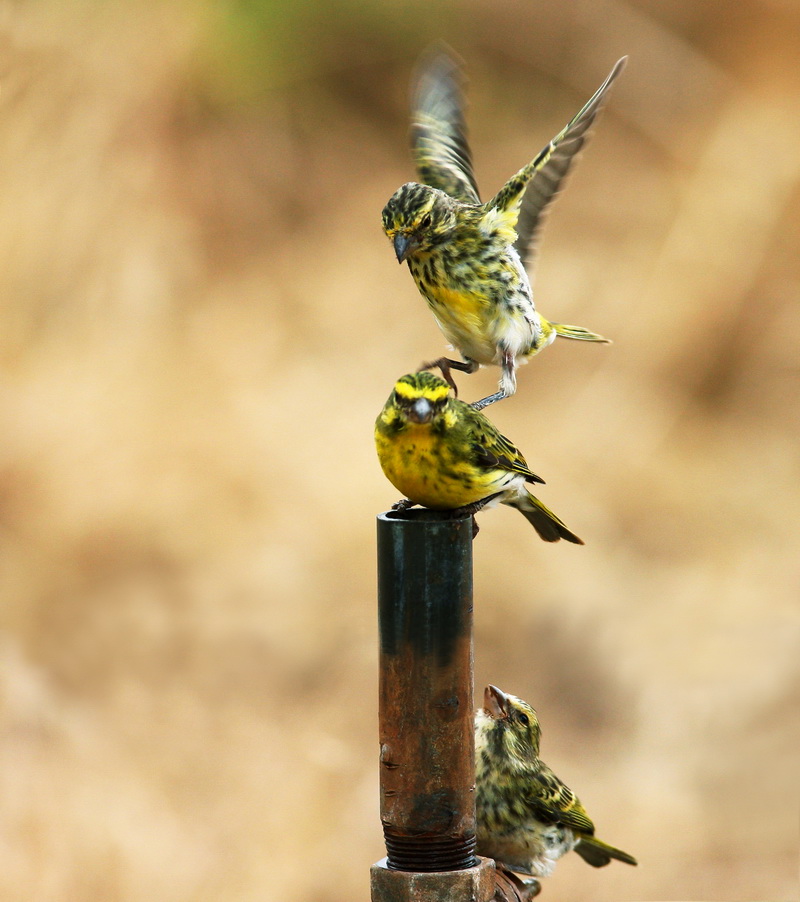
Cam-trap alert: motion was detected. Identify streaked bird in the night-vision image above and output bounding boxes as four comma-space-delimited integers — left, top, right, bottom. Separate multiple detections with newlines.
382, 50, 626, 409
374, 372, 582, 543
476, 684, 637, 891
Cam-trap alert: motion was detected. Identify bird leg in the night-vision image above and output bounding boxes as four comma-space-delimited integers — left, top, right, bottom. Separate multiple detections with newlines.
445, 492, 503, 519
470, 389, 508, 411
446, 492, 502, 535
418, 356, 478, 396
471, 348, 515, 410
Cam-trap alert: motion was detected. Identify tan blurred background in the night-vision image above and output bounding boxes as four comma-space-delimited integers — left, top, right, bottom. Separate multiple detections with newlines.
0, 1, 798, 900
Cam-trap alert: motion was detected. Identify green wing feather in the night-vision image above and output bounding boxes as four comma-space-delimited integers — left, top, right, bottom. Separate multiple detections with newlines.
411, 48, 481, 204
525, 766, 596, 835
464, 406, 544, 484
485, 58, 627, 265
514, 57, 626, 269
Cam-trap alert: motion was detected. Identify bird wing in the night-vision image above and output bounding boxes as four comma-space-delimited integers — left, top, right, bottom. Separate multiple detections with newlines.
411, 48, 481, 204
469, 415, 545, 485
513, 57, 627, 270
482, 58, 626, 268
525, 766, 597, 835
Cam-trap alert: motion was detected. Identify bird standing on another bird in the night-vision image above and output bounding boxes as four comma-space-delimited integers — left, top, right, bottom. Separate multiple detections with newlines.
382, 52, 626, 410
476, 684, 637, 894
374, 372, 582, 543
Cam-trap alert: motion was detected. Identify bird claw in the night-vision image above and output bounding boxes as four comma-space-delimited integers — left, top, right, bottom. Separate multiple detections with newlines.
448, 492, 502, 519
418, 356, 479, 397
418, 357, 460, 395
444, 493, 503, 537
391, 498, 415, 512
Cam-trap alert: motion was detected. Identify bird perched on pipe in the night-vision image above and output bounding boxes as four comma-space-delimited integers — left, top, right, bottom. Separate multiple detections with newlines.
382, 50, 626, 410
475, 684, 637, 894
374, 372, 582, 543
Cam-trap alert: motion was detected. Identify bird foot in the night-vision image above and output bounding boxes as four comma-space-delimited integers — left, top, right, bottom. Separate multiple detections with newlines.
391, 498, 416, 512
447, 492, 503, 538
447, 492, 502, 518
418, 358, 459, 395
417, 356, 478, 396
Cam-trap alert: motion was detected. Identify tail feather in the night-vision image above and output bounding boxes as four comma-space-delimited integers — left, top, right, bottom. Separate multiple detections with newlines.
509, 492, 584, 545
552, 322, 610, 343
574, 835, 638, 868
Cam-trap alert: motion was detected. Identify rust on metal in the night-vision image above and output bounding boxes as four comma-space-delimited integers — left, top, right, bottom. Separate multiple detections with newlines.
376, 508, 476, 873
370, 856, 495, 902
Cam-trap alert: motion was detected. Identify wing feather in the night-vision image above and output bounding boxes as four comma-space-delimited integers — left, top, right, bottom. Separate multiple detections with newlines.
411, 48, 481, 204
514, 57, 627, 270
469, 417, 545, 485
526, 767, 596, 835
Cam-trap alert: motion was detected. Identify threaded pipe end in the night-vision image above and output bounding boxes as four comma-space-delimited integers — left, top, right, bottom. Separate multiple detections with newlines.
383, 831, 477, 872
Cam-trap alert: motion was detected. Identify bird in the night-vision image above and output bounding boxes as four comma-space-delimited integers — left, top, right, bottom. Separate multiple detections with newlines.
381, 50, 626, 410
374, 372, 582, 543
475, 684, 637, 891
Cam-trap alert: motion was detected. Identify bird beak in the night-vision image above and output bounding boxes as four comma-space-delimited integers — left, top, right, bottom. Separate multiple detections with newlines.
484, 685, 509, 720
407, 398, 433, 424
393, 232, 416, 263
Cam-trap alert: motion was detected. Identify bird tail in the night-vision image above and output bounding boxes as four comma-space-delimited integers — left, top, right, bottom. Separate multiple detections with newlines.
507, 491, 584, 545
574, 835, 638, 868
551, 322, 610, 343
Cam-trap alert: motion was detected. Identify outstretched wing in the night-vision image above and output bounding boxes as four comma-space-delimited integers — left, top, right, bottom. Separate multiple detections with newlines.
525, 765, 597, 835
469, 415, 544, 485
514, 57, 627, 270
411, 47, 481, 204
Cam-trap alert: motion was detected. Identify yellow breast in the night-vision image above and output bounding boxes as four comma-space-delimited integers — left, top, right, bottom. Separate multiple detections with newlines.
375, 425, 489, 509
429, 283, 487, 324
423, 284, 501, 363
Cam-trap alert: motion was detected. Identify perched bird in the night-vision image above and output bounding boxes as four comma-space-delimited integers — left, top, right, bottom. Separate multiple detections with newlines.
382, 51, 626, 410
374, 372, 582, 543
476, 684, 637, 888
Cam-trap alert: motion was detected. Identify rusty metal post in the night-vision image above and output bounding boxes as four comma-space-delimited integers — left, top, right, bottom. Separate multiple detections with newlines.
371, 508, 495, 902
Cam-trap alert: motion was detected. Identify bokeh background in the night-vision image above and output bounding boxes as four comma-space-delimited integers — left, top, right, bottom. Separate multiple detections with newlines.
1, 1, 798, 900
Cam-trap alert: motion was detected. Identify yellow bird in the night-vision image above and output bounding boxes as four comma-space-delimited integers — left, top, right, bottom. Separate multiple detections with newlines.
375, 372, 582, 543
382, 51, 626, 410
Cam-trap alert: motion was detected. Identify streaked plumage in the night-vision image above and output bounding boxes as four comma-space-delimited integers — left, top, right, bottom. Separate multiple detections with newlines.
476, 685, 637, 883
374, 372, 582, 543
382, 51, 626, 409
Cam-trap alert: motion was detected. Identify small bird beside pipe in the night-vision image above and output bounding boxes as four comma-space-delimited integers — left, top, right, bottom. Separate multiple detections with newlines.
475, 684, 637, 894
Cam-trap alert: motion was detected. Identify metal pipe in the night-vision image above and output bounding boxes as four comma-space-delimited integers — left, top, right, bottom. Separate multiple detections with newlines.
375, 508, 477, 872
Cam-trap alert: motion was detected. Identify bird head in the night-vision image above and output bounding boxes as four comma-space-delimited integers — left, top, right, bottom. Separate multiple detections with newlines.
378, 371, 454, 430
381, 182, 458, 262
476, 684, 542, 767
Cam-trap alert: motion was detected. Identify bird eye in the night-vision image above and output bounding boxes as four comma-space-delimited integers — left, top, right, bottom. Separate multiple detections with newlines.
518, 713, 529, 726
420, 213, 432, 229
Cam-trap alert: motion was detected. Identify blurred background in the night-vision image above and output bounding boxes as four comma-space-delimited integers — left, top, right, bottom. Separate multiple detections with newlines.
0, 1, 798, 900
